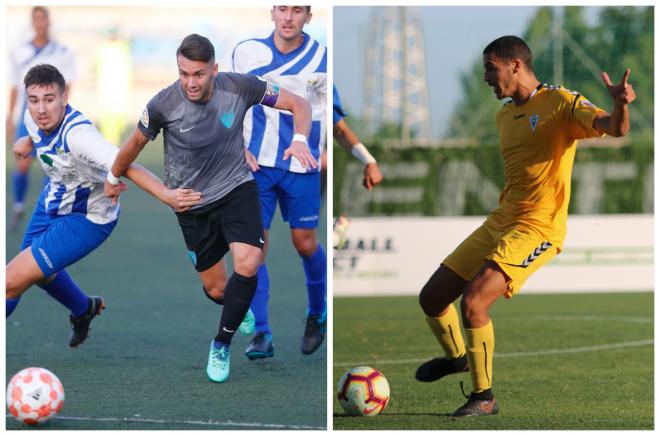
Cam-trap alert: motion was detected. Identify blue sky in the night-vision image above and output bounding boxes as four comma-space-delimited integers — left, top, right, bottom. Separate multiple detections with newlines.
334, 6, 603, 138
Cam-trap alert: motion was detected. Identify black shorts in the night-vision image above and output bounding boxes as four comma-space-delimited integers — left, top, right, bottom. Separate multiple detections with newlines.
176, 180, 264, 272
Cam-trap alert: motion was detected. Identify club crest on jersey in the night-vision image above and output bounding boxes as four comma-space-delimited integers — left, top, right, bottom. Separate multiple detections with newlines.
220, 111, 235, 128
140, 108, 149, 128
529, 114, 539, 132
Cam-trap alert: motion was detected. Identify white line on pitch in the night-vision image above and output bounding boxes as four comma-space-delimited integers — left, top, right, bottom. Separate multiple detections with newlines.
333, 339, 653, 367
6, 415, 326, 430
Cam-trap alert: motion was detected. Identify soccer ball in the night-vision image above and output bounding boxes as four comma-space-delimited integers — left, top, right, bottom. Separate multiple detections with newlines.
337, 366, 390, 416
6, 367, 65, 425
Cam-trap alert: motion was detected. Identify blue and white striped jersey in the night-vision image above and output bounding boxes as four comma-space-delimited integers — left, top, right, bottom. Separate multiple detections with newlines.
24, 105, 120, 224
232, 32, 326, 173
9, 39, 76, 126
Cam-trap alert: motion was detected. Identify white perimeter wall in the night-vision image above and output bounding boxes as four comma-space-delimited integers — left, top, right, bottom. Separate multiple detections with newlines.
333, 215, 653, 297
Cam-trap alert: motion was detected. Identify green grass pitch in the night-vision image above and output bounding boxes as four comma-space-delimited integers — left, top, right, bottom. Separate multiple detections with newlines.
5, 144, 327, 430
333, 292, 653, 430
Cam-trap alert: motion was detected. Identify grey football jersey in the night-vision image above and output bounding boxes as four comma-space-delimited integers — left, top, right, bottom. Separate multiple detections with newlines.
138, 72, 267, 208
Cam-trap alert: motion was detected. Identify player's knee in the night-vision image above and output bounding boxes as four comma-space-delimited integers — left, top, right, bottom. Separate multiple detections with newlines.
460, 292, 486, 325
419, 283, 441, 316
5, 274, 22, 299
293, 237, 317, 257
203, 283, 225, 304
233, 252, 260, 277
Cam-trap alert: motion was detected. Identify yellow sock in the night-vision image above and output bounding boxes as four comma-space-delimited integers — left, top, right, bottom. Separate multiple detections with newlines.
425, 304, 466, 359
465, 320, 494, 393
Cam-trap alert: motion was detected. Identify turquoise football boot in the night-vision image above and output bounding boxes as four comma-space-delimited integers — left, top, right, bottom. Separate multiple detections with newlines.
207, 341, 230, 383
238, 308, 255, 335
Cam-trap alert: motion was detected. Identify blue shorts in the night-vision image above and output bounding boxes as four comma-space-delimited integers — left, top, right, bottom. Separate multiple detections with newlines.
253, 167, 320, 229
21, 191, 117, 277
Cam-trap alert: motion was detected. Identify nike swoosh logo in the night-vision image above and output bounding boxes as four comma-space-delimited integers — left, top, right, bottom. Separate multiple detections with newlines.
222, 327, 235, 333
179, 125, 196, 133
259, 238, 265, 244
513, 113, 525, 119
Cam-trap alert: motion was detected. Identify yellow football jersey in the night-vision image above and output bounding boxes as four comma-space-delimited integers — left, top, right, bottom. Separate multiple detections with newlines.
487, 84, 605, 245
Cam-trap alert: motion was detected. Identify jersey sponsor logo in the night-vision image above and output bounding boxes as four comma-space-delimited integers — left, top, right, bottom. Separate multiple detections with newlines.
219, 111, 235, 128
179, 125, 196, 133
529, 114, 539, 132
140, 108, 149, 129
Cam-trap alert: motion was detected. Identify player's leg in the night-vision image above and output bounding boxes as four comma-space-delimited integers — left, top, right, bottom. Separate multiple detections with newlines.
247, 168, 278, 359
29, 213, 115, 346
6, 247, 47, 317
283, 170, 326, 355
200, 181, 263, 382
453, 260, 507, 417
416, 223, 494, 382
415, 264, 469, 382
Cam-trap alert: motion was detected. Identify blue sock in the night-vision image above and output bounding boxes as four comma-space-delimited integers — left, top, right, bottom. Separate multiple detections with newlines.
213, 340, 229, 350
302, 245, 326, 316
6, 298, 20, 318
39, 270, 89, 316
12, 170, 28, 205
250, 264, 271, 334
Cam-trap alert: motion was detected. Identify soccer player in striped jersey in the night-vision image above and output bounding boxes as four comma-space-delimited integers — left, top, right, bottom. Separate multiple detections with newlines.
7, 7, 77, 231
416, 36, 636, 417
232, 5, 327, 358
5, 64, 201, 348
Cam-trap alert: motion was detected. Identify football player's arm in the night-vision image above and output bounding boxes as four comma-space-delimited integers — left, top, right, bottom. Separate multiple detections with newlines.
268, 88, 317, 169
103, 128, 148, 203
593, 69, 636, 137
13, 135, 33, 160
124, 164, 202, 212
333, 119, 383, 190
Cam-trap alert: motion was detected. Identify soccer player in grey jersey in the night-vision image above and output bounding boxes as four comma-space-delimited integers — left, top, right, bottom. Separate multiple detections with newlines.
104, 34, 313, 383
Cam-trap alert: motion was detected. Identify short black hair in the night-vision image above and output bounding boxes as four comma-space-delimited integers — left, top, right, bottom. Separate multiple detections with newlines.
272, 5, 311, 12
483, 35, 534, 72
32, 6, 49, 18
176, 34, 215, 64
24, 64, 65, 93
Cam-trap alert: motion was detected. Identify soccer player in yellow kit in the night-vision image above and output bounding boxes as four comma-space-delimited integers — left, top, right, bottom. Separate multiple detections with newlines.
416, 36, 636, 417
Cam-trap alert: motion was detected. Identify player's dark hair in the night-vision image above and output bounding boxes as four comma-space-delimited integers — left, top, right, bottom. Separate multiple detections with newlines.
272, 5, 312, 12
24, 64, 65, 93
32, 6, 49, 18
177, 34, 215, 64
483, 35, 534, 72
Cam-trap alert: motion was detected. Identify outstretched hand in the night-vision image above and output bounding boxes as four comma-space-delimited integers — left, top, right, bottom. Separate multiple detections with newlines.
601, 69, 636, 107
283, 140, 318, 170
162, 188, 202, 212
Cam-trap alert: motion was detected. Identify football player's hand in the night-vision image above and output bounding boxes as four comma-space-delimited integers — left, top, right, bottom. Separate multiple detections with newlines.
104, 180, 127, 205
245, 149, 260, 172
601, 69, 636, 107
363, 162, 383, 190
283, 140, 318, 170
162, 188, 202, 212
13, 136, 33, 160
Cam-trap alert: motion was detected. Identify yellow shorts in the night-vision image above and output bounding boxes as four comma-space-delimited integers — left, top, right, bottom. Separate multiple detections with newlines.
442, 221, 560, 298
